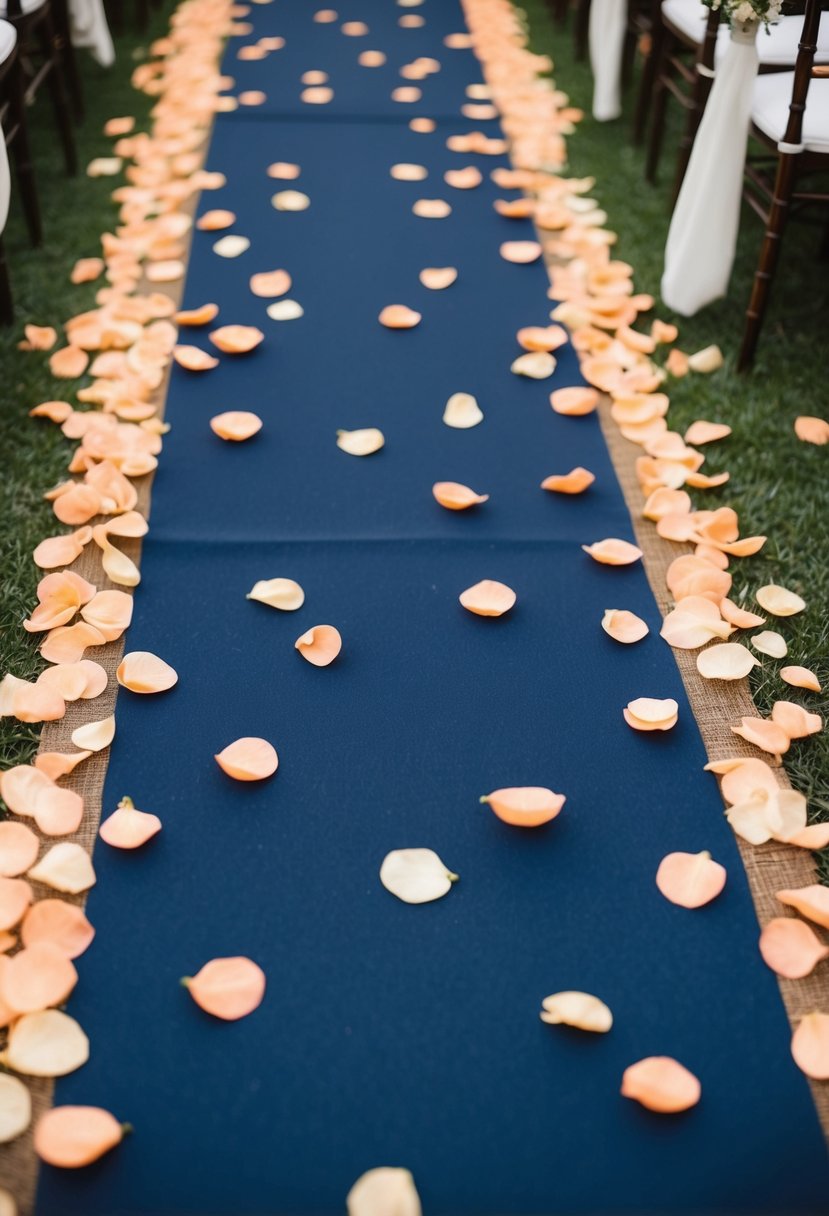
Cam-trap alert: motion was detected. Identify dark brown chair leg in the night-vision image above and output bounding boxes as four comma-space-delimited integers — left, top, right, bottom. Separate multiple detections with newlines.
6, 59, 42, 245
37, 9, 77, 176
0, 236, 12, 324
574, 0, 591, 60
632, 7, 662, 143
51, 0, 84, 122
553, 0, 570, 23
737, 154, 796, 371
645, 33, 671, 181
136, 0, 150, 31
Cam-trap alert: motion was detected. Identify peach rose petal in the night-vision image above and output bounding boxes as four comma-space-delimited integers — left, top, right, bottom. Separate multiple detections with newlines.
621, 1057, 701, 1113
213, 235, 251, 257
175, 303, 219, 326
660, 598, 733, 649
751, 630, 788, 659
33, 529, 91, 570
756, 585, 806, 617
794, 416, 829, 445
444, 166, 482, 189
412, 198, 451, 219
92, 528, 140, 588
49, 347, 89, 379
209, 325, 264, 355
30, 401, 73, 423
541, 468, 595, 495
34, 1106, 126, 1168
759, 918, 829, 979
183, 956, 266, 1021
215, 737, 278, 781
196, 209, 236, 231
624, 697, 679, 732
21, 900, 95, 959
0, 824, 40, 877
379, 848, 458, 904
481, 787, 565, 827
391, 163, 428, 182
337, 428, 385, 456
70, 716, 114, 753
791, 1013, 829, 1080
550, 386, 599, 416
540, 991, 613, 1033
696, 643, 759, 681
0, 878, 32, 931
347, 1168, 421, 1216
247, 579, 305, 610
443, 392, 483, 429
379, 305, 421, 329
295, 625, 342, 667
99, 797, 161, 849
720, 598, 765, 629
731, 717, 790, 758
410, 117, 435, 133
684, 421, 731, 445
267, 162, 300, 179
117, 651, 178, 694
173, 345, 219, 372
517, 325, 568, 353
459, 580, 516, 618
0, 1073, 31, 1142
419, 267, 457, 290
359, 50, 387, 66
511, 352, 556, 380
771, 701, 822, 739
302, 86, 333, 104
0, 942, 77, 1014
1, 1010, 89, 1078
40, 622, 105, 665
788, 823, 829, 849
210, 411, 263, 441
582, 539, 642, 566
80, 589, 133, 640
656, 851, 726, 908
601, 609, 649, 644
266, 300, 304, 321
272, 191, 310, 212
29, 844, 95, 895
780, 666, 822, 693
432, 482, 488, 511
249, 269, 291, 298
500, 241, 542, 264
71, 257, 104, 284
777, 886, 829, 929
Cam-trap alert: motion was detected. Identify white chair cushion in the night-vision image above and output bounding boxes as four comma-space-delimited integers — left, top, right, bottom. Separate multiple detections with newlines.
751, 71, 829, 153
662, 0, 829, 65
0, 0, 47, 17
0, 17, 17, 63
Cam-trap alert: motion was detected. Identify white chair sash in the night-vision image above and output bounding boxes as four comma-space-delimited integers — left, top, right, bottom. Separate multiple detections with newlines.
68, 0, 114, 67
0, 126, 10, 235
661, 19, 760, 315
589, 0, 627, 121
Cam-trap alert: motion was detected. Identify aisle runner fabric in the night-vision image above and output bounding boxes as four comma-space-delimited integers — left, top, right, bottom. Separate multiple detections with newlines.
38, 3, 828, 1213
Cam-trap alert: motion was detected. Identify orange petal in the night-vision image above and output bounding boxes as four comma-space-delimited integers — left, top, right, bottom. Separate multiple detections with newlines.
0, 878, 32, 931
759, 918, 829, 979
0, 823, 39, 877
517, 325, 568, 353
0, 942, 77, 1014
32, 528, 92, 570
459, 579, 516, 617
771, 701, 822, 740
794, 415, 829, 445
719, 598, 765, 629
295, 625, 343, 666
777, 885, 829, 929
30, 401, 73, 423
780, 666, 822, 693
359, 50, 386, 66
684, 421, 732, 445
183, 956, 266, 1020
624, 697, 679, 732
621, 1057, 700, 1113
481, 787, 565, 827
432, 482, 488, 510
215, 737, 278, 781
541, 468, 595, 494
34, 751, 92, 781
99, 796, 162, 849
302, 85, 333, 104
379, 305, 421, 329
80, 589, 133, 641
49, 345, 91, 377
787, 823, 829, 849
71, 257, 105, 284
267, 162, 300, 179
696, 643, 759, 681
174, 303, 219, 326
500, 240, 542, 264
550, 386, 599, 416
21, 900, 94, 959
34, 1106, 126, 1168
209, 325, 264, 355
791, 1012, 829, 1081
23, 325, 58, 351
601, 609, 649, 644
756, 584, 806, 617
210, 411, 263, 442
116, 651, 178, 694
656, 851, 726, 908
419, 267, 457, 290
40, 622, 106, 664
196, 209, 236, 231
249, 269, 291, 298
731, 717, 790, 758
444, 166, 482, 190
582, 538, 642, 566
173, 345, 219, 372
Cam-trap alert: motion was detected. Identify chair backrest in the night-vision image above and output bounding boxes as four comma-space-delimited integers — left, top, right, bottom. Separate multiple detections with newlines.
697, 4, 721, 74
782, 0, 822, 146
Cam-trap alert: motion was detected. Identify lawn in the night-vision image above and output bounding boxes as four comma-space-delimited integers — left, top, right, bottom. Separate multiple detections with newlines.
0, 0, 826, 876
520, 0, 828, 875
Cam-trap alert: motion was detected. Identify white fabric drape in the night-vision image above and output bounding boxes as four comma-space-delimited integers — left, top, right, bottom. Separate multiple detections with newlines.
589, 0, 627, 121
68, 0, 115, 67
0, 128, 10, 236
661, 19, 760, 315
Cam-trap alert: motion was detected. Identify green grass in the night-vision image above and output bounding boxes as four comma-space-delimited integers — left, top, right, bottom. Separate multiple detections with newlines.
0, 9, 174, 771
521, 1, 829, 876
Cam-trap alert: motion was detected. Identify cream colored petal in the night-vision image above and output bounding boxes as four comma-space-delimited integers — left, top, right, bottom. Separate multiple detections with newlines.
266, 300, 304, 321
379, 849, 458, 904
443, 392, 483, 429
601, 609, 649, 644
511, 352, 556, 379
213, 235, 250, 258
70, 716, 115, 752
247, 579, 305, 611
92, 527, 140, 587
756, 585, 806, 617
540, 991, 612, 1033
0, 1074, 31, 1142
336, 428, 385, 456
751, 631, 788, 659
29, 844, 96, 894
696, 643, 759, 681
1, 1009, 88, 1076
767, 789, 809, 843
687, 345, 723, 373
347, 1168, 422, 1216
272, 191, 310, 211
726, 795, 775, 845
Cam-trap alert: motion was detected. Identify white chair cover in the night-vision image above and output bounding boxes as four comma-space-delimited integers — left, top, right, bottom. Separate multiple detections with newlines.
0, 130, 10, 235
661, 19, 760, 315
68, 0, 114, 67
589, 0, 627, 121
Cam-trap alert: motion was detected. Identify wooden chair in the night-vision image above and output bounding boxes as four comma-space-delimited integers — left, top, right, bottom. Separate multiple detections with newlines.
0, 12, 41, 249
0, 19, 16, 322
738, 0, 829, 367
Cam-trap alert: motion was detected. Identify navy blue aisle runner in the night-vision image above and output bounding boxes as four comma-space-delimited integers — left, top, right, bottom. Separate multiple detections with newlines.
37, 2, 829, 1213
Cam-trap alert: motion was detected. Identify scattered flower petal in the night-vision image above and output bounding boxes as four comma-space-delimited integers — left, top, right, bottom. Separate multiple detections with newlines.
337, 428, 385, 456
247, 579, 305, 610
791, 1012, 829, 1080
459, 580, 516, 617
481, 786, 565, 827
756, 585, 806, 617
183, 956, 266, 1020
696, 643, 759, 681
380, 849, 458, 904
99, 796, 161, 849
540, 991, 612, 1033
443, 392, 483, 429
541, 468, 595, 494
215, 738, 278, 781
582, 539, 642, 566
656, 851, 726, 908
759, 918, 829, 979
295, 625, 342, 667
621, 1057, 700, 1113
34, 1105, 126, 1167
210, 411, 263, 441
70, 716, 115, 752
601, 609, 649, 644
432, 482, 488, 510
